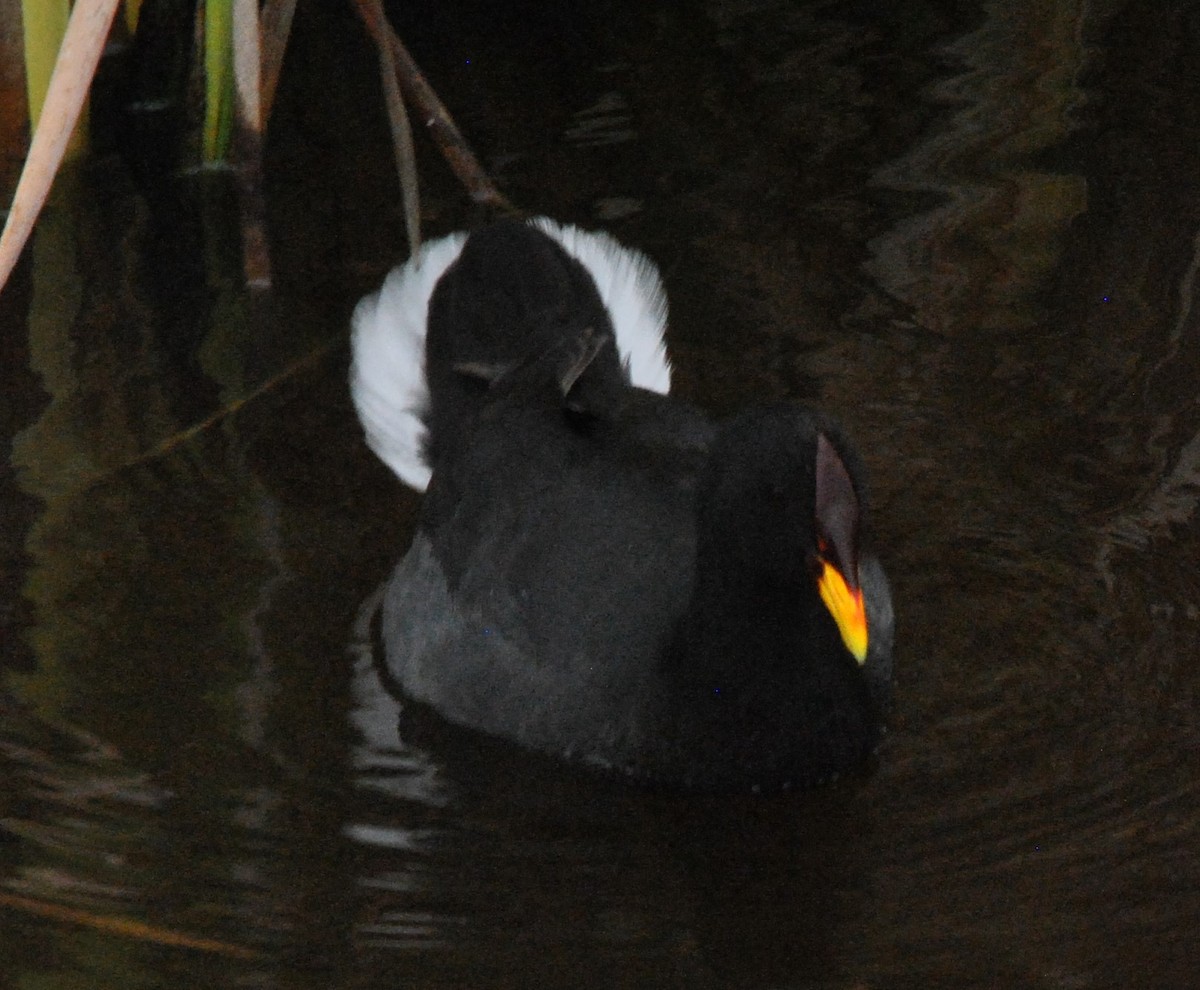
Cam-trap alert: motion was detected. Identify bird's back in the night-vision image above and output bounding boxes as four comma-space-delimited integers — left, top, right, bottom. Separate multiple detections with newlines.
385, 383, 714, 772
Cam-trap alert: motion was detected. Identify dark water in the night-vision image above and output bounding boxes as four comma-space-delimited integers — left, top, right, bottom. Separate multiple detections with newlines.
3, 1, 1198, 986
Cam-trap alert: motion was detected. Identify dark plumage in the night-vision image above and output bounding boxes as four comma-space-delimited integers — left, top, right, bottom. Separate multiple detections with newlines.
352, 218, 893, 791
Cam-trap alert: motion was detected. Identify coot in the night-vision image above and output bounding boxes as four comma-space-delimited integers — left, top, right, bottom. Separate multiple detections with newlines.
351, 217, 893, 790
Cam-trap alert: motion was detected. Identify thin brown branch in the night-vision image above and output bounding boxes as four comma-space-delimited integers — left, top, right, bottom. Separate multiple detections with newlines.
365, 0, 421, 254
122, 339, 336, 472
52, 339, 337, 499
260, 0, 299, 124
0, 891, 261, 960
350, 0, 517, 215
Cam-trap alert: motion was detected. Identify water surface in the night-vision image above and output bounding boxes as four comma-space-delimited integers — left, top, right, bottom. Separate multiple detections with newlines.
3, 1, 1198, 987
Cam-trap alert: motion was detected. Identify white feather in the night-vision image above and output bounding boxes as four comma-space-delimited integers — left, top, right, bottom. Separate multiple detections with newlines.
531, 217, 672, 394
350, 219, 672, 491
350, 231, 467, 491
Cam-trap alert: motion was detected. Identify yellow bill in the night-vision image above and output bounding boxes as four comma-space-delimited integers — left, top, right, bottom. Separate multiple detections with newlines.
817, 559, 868, 664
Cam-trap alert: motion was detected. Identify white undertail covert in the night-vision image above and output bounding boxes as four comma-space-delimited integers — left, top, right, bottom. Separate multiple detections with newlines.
351, 218, 672, 491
